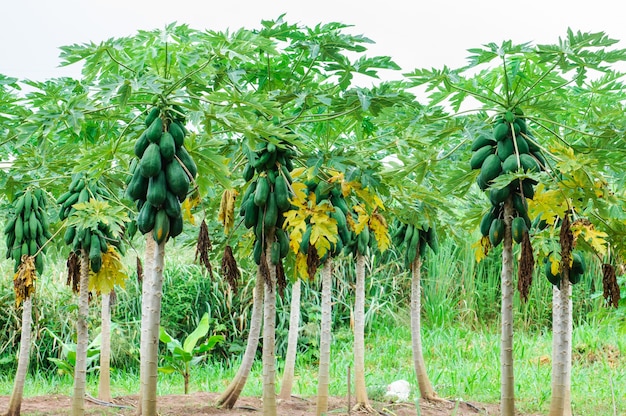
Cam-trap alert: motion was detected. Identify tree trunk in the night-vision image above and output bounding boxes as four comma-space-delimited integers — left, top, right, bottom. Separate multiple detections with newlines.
410, 254, 440, 402
262, 237, 278, 416
353, 253, 374, 413
6, 297, 33, 416
315, 259, 333, 415
279, 278, 302, 400
72, 249, 91, 416
215, 272, 264, 408
141, 239, 166, 416
137, 235, 156, 415
549, 280, 573, 416
500, 200, 515, 416
98, 293, 112, 402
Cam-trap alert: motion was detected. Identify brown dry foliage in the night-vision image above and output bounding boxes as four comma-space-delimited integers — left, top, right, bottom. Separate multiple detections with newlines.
195, 219, 214, 278
559, 213, 573, 279
602, 263, 620, 308
13, 255, 37, 306
220, 245, 240, 293
66, 251, 80, 294
306, 243, 320, 281
517, 231, 534, 303
136, 255, 143, 283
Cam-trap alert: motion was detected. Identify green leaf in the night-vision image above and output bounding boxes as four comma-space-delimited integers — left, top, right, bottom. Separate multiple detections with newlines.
158, 366, 178, 374
195, 335, 225, 354
116, 80, 132, 108
183, 312, 210, 353
47, 358, 74, 375
159, 326, 175, 344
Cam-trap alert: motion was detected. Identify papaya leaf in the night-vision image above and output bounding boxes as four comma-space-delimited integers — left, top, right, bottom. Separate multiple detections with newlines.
370, 212, 390, 252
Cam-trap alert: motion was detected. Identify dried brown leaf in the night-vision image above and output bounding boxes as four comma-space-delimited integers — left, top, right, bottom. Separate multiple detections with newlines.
517, 232, 534, 303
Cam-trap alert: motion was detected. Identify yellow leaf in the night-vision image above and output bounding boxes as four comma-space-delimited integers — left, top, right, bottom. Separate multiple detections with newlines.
289, 182, 309, 208
353, 186, 383, 210
181, 197, 197, 225
352, 205, 369, 235
528, 184, 568, 225
471, 236, 490, 263
295, 252, 308, 280
327, 170, 345, 184
89, 248, 128, 295
218, 189, 238, 235
309, 219, 337, 258
291, 166, 310, 180
370, 212, 390, 252
572, 221, 608, 256
549, 253, 561, 276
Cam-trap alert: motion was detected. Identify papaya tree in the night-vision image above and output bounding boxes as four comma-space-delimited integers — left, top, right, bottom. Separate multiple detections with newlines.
406, 30, 626, 416
126, 100, 197, 415
214, 189, 265, 409
97, 292, 113, 402
278, 277, 302, 402
529, 132, 626, 415
93, 246, 129, 402
389, 212, 443, 402
237, 138, 296, 416
376, 94, 460, 405
4, 188, 51, 416
282, 170, 353, 415
214, 270, 264, 408
331, 179, 390, 413
58, 176, 128, 415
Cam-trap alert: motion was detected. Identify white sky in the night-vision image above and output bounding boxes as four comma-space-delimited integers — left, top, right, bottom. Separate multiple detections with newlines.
2, 0, 626, 82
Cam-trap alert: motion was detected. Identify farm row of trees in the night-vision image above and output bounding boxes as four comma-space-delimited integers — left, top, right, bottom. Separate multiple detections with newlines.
1, 19, 625, 416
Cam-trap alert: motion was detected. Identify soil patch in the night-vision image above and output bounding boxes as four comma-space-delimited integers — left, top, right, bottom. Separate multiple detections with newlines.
0, 392, 542, 415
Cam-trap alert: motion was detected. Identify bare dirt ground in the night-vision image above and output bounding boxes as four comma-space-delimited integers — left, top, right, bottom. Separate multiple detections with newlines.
0, 392, 543, 416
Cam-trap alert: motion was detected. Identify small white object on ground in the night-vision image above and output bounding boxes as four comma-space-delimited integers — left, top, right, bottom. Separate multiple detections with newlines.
384, 379, 411, 402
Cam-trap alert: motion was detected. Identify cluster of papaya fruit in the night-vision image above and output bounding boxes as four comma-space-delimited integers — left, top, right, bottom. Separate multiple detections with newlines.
126, 105, 197, 244
57, 174, 125, 273
391, 221, 439, 268
472, 109, 547, 247
301, 181, 355, 261
239, 140, 294, 265
544, 252, 587, 287
4, 188, 51, 274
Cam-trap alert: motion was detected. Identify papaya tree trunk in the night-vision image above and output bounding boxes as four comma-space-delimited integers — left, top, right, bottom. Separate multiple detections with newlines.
141, 239, 165, 416
215, 272, 264, 408
72, 249, 91, 416
500, 200, 515, 416
315, 259, 333, 416
353, 253, 374, 413
98, 292, 112, 402
6, 297, 33, 416
262, 237, 278, 416
279, 278, 302, 400
549, 281, 573, 416
137, 235, 156, 415
410, 254, 439, 402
